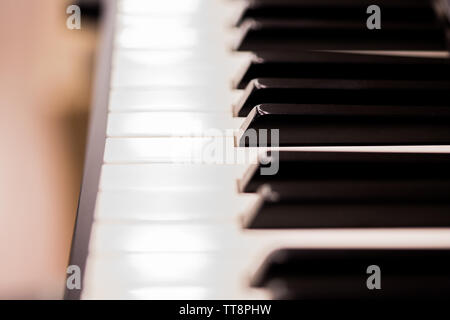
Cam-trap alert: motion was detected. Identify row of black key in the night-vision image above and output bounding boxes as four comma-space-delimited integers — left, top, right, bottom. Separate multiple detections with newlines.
233, 47, 450, 145
241, 152, 450, 299
253, 249, 450, 300
231, 0, 450, 300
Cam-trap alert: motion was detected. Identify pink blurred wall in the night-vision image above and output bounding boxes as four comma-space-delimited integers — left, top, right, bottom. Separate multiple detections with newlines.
0, 0, 96, 298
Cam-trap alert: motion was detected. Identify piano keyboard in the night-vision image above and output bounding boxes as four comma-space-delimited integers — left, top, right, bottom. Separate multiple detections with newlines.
67, 0, 450, 300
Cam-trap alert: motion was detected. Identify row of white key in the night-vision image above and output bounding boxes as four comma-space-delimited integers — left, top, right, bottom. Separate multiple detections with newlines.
83, 0, 271, 299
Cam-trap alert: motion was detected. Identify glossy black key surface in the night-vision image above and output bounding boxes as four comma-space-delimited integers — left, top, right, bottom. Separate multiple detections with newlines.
235, 19, 448, 52
234, 78, 450, 117
251, 249, 450, 300
234, 52, 450, 89
244, 182, 450, 228
239, 151, 450, 193
246, 201, 450, 228
238, 104, 450, 146
252, 180, 450, 203
235, 0, 437, 26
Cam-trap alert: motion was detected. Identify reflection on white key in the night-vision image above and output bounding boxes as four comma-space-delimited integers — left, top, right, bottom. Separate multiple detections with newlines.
117, 0, 244, 23
89, 223, 247, 253
115, 15, 226, 50
95, 190, 257, 222
118, 0, 204, 15
99, 163, 247, 191
107, 112, 243, 137
109, 87, 240, 113
111, 64, 231, 87
84, 252, 245, 287
111, 50, 247, 87
116, 27, 199, 50
105, 137, 220, 163
104, 137, 258, 164
83, 284, 266, 300
113, 50, 244, 68
87, 286, 211, 300
82, 251, 268, 299
117, 15, 221, 30
111, 50, 249, 80
90, 222, 450, 255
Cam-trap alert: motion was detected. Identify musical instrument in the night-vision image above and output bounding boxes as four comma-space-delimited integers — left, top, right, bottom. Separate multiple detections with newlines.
66, 0, 450, 300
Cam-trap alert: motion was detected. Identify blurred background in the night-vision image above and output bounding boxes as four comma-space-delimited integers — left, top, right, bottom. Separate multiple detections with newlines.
0, 0, 101, 298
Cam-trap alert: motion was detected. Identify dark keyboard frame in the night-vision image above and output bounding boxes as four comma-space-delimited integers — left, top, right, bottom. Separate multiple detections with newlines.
64, 0, 116, 300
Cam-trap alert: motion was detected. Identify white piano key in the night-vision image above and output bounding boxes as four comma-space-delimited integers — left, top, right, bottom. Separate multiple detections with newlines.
104, 139, 450, 166
116, 6, 235, 28
116, 13, 217, 27
104, 137, 258, 164
95, 189, 257, 222
111, 51, 249, 87
106, 112, 243, 137
89, 222, 450, 254
118, 0, 206, 15
108, 87, 240, 113
112, 49, 251, 67
111, 64, 231, 87
99, 163, 248, 191
83, 284, 267, 300
83, 252, 246, 286
115, 27, 199, 50
114, 32, 238, 52
90, 286, 213, 300
104, 137, 221, 163
116, 15, 222, 30
82, 251, 270, 299
117, 0, 244, 19
89, 223, 248, 253
115, 15, 229, 50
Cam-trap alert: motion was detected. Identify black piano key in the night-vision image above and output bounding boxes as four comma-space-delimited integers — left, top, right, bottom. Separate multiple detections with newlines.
246, 202, 450, 228
239, 151, 450, 193
266, 277, 450, 300
234, 51, 450, 89
268, 277, 450, 300
252, 249, 450, 300
235, 19, 448, 52
234, 78, 450, 117
253, 180, 450, 203
238, 104, 450, 146
243, 186, 450, 229
235, 0, 437, 27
